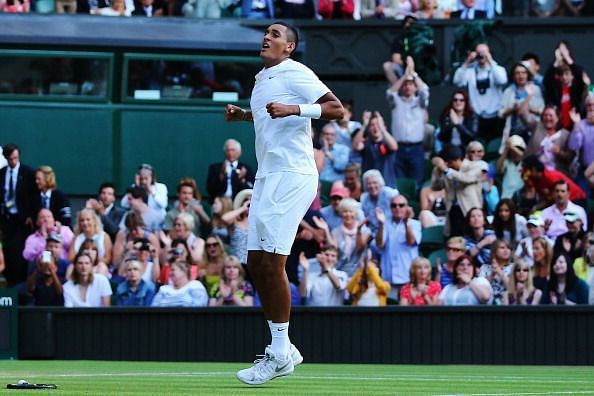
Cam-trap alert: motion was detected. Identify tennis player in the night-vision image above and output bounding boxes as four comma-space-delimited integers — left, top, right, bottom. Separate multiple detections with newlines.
225, 21, 344, 385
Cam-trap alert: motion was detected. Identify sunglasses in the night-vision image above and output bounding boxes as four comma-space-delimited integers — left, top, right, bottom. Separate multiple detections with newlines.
452, 97, 465, 102
470, 150, 484, 154
447, 247, 463, 252
390, 203, 406, 208
206, 242, 219, 248
515, 268, 529, 273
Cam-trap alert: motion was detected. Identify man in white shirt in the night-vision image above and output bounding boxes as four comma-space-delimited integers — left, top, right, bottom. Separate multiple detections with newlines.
298, 245, 347, 306
542, 180, 588, 240
225, 22, 344, 385
386, 56, 429, 188
453, 43, 507, 142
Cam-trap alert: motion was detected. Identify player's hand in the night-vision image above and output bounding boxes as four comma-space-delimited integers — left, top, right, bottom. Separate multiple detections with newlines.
266, 102, 298, 119
225, 104, 245, 121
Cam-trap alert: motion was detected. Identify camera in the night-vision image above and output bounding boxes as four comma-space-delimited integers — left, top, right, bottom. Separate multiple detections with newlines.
476, 52, 485, 61
41, 250, 52, 263
170, 248, 184, 255
476, 76, 490, 95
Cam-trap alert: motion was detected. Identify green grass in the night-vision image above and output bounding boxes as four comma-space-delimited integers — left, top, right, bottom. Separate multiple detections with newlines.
0, 361, 593, 395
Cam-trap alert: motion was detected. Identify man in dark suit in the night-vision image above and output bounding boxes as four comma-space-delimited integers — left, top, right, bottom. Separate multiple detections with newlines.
206, 138, 254, 201
31, 166, 72, 228
85, 182, 126, 242
0, 143, 38, 286
450, 0, 488, 19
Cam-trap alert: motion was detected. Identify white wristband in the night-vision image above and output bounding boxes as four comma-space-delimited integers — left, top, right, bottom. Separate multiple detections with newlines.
298, 104, 322, 119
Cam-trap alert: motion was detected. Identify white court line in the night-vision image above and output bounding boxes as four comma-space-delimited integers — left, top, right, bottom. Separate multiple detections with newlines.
0, 372, 592, 386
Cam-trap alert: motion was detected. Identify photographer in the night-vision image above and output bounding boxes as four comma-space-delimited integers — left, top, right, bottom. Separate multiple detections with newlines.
25, 234, 68, 306
159, 238, 191, 285
453, 43, 508, 142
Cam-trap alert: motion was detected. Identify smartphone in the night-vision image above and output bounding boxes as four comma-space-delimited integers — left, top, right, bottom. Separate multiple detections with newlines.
42, 250, 52, 263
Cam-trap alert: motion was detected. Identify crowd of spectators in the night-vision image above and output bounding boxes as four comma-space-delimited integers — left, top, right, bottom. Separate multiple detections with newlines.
1, 26, 594, 308
2, 0, 594, 19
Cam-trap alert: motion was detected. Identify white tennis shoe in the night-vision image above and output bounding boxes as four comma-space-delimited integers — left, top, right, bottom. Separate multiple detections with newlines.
290, 344, 303, 366
236, 347, 294, 385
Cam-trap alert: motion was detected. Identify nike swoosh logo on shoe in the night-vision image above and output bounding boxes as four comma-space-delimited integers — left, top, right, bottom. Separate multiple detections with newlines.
275, 361, 291, 374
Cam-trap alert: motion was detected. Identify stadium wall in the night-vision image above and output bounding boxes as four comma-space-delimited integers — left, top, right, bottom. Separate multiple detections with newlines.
19, 306, 594, 365
2, 17, 594, 197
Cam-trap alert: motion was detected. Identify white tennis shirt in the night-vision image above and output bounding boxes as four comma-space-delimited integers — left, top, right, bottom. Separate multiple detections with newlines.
250, 58, 330, 178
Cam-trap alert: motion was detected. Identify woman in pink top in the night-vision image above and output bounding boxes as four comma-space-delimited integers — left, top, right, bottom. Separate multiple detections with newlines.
400, 257, 441, 305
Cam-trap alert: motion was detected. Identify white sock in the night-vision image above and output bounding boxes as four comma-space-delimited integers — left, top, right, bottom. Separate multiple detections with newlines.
268, 321, 290, 359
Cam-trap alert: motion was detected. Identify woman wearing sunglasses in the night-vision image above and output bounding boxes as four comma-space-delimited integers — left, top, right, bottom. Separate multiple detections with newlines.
504, 260, 542, 305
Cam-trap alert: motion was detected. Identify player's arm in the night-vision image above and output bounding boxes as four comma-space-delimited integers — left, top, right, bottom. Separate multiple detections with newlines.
265, 92, 344, 121
224, 104, 253, 122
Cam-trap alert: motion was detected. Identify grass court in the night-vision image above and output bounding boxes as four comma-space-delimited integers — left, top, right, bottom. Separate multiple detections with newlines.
1, 361, 593, 395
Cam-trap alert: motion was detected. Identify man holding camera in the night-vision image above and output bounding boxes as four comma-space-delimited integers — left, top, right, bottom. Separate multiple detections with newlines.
453, 43, 507, 142
25, 233, 69, 306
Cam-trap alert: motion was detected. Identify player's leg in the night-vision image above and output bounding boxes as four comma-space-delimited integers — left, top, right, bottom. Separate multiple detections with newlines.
248, 251, 291, 323
236, 173, 314, 384
236, 251, 294, 385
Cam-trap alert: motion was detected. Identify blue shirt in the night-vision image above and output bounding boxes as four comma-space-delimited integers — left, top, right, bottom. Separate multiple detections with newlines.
321, 205, 365, 232
376, 218, 421, 284
465, 229, 496, 266
360, 186, 399, 234
116, 279, 156, 307
319, 143, 350, 183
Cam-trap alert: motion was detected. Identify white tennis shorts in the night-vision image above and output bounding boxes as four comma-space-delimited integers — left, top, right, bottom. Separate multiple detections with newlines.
247, 172, 318, 256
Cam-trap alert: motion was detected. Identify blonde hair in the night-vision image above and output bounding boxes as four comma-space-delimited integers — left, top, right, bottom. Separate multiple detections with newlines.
125, 259, 143, 272
175, 212, 195, 232
447, 236, 466, 249
466, 141, 485, 155
506, 258, 535, 294
338, 198, 360, 215
222, 255, 245, 283
409, 257, 432, 286
36, 165, 57, 190
75, 208, 103, 235
202, 234, 228, 264
532, 236, 552, 278
211, 196, 233, 230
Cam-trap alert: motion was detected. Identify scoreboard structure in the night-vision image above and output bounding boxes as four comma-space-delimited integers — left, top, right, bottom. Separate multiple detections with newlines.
0, 288, 17, 360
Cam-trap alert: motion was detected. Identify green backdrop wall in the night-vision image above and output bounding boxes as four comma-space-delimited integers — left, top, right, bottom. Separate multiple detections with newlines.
0, 103, 256, 197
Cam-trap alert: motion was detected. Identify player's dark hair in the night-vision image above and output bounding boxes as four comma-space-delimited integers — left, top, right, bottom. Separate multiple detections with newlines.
273, 21, 299, 55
